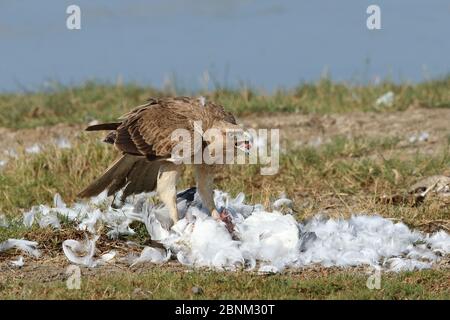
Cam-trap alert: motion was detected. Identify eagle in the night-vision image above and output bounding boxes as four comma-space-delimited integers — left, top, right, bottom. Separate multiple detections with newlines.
78, 97, 252, 226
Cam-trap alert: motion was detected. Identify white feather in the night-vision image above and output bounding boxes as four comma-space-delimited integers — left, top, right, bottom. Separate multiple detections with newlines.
130, 247, 170, 266
0, 239, 41, 258
13, 190, 450, 273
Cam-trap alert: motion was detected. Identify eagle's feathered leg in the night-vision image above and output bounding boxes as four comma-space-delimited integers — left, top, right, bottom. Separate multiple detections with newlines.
195, 165, 235, 233
157, 162, 181, 225
195, 165, 220, 219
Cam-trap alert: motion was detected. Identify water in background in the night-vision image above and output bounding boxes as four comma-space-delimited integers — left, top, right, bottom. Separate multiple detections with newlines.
0, 0, 449, 92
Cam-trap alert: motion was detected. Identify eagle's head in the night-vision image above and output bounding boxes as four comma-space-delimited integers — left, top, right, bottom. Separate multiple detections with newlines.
232, 128, 253, 154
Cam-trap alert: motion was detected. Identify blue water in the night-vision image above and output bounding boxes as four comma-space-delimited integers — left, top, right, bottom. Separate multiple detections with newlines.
0, 0, 449, 92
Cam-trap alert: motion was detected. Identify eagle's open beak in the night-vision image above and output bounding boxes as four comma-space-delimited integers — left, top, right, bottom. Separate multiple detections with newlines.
218, 208, 235, 233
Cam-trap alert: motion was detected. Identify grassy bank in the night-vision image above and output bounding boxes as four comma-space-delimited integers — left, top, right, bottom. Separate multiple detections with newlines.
0, 79, 449, 300
0, 76, 449, 129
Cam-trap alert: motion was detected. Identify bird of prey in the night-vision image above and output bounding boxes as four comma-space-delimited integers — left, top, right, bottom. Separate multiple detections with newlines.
78, 97, 252, 226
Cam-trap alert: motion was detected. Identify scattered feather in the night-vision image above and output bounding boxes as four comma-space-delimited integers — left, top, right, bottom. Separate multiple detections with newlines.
55, 137, 71, 149
130, 247, 170, 266
375, 91, 394, 107
385, 258, 432, 272
25, 144, 41, 154
409, 131, 430, 144
12, 189, 450, 272
100, 250, 117, 263
10, 256, 24, 268
0, 239, 41, 258
62, 235, 99, 267
427, 231, 450, 254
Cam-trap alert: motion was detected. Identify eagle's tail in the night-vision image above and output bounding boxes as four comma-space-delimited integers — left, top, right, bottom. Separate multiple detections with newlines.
78, 154, 137, 198
78, 154, 161, 202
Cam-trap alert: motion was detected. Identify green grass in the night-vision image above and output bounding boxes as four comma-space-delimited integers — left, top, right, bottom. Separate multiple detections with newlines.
0, 268, 448, 299
0, 76, 449, 128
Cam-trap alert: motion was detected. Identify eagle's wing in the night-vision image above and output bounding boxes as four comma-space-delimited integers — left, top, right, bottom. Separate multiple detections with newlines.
113, 97, 236, 159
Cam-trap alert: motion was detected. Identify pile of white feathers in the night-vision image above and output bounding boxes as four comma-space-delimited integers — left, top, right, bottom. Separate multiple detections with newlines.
1, 189, 449, 273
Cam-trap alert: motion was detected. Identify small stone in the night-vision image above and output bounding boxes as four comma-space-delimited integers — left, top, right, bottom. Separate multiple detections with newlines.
191, 286, 203, 295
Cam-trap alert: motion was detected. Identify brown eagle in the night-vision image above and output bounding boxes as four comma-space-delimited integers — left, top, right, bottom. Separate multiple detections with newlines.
78, 97, 251, 226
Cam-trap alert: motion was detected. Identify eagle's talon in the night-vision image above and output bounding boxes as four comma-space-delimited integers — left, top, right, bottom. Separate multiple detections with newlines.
216, 208, 235, 233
